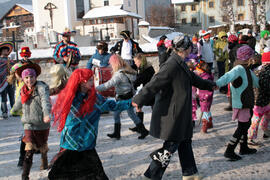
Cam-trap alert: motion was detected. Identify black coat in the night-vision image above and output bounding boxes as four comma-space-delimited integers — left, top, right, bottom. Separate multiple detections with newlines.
247, 36, 256, 50
133, 52, 215, 142
133, 66, 155, 89
110, 39, 143, 57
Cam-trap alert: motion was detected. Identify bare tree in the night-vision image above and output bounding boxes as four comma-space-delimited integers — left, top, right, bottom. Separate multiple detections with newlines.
219, 0, 236, 33
248, 0, 259, 33
146, 5, 175, 27
258, 0, 267, 31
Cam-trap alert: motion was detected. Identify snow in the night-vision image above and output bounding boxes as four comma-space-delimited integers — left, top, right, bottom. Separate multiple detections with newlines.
138, 21, 150, 26
83, 5, 142, 19
16, 4, 33, 14
171, 0, 195, 4
149, 26, 174, 31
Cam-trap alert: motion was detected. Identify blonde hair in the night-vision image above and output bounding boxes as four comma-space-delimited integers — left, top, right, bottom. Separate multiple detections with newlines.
50, 64, 70, 88
7, 72, 16, 85
134, 53, 147, 69
109, 54, 136, 74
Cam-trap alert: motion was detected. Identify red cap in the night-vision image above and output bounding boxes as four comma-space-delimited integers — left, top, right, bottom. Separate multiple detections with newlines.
20, 47, 31, 58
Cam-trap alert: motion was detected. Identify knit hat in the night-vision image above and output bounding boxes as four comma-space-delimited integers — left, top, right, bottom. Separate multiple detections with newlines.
172, 35, 192, 51
237, 45, 254, 61
228, 34, 238, 43
262, 52, 270, 64
260, 30, 270, 38
20, 47, 31, 58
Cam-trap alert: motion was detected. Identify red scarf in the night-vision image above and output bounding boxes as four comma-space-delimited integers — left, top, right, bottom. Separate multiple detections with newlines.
21, 85, 33, 104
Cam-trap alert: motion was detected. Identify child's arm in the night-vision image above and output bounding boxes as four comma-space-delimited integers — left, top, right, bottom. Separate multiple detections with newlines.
96, 73, 121, 92
216, 65, 242, 88
38, 83, 52, 123
10, 92, 22, 115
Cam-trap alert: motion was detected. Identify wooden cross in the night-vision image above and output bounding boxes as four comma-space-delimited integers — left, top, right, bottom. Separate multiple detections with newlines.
11, 31, 24, 60
44, 2, 57, 29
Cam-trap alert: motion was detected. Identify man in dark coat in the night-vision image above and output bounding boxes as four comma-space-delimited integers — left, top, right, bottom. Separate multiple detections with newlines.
247, 29, 256, 50
110, 30, 143, 69
132, 35, 216, 180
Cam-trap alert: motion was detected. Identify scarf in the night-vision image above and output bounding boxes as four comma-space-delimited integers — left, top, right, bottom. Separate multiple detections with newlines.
21, 85, 34, 104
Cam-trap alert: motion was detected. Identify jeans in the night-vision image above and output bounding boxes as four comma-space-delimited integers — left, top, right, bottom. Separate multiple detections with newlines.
113, 106, 141, 125
217, 61, 227, 92
207, 62, 213, 70
1, 84, 15, 114
144, 139, 198, 179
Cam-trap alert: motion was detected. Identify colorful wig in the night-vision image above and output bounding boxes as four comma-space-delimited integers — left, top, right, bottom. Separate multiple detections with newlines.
52, 68, 96, 132
109, 54, 135, 74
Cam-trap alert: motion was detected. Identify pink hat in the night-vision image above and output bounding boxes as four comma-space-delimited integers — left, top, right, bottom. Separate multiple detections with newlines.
164, 39, 172, 48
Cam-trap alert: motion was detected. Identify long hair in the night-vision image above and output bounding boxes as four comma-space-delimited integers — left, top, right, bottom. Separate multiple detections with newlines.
52, 69, 96, 132
134, 53, 147, 70
109, 54, 136, 74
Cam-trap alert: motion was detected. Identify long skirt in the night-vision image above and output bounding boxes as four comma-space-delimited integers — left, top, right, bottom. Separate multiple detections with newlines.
48, 148, 109, 180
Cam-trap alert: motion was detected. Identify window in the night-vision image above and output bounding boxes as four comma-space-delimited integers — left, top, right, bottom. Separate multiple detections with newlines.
222, 16, 228, 22
182, 18, 187, 24
76, 0, 85, 19
104, 0, 109, 6
209, 1, 214, 8
191, 5, 196, 11
128, 0, 131, 7
181, 5, 186, 11
109, 18, 114, 23
192, 18, 197, 23
237, 0, 244, 6
238, 13, 244, 21
209, 16, 215, 23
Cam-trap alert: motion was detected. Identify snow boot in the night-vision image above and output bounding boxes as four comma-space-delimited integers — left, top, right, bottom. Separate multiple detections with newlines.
182, 173, 203, 180
239, 135, 257, 155
107, 123, 121, 140
137, 123, 149, 139
129, 112, 144, 132
224, 137, 241, 161
22, 150, 34, 180
207, 117, 213, 129
201, 119, 208, 133
17, 139, 26, 167
40, 153, 48, 170
224, 97, 232, 111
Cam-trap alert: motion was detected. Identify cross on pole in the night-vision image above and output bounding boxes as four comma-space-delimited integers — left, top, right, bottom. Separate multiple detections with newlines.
11, 31, 24, 60
44, 2, 57, 29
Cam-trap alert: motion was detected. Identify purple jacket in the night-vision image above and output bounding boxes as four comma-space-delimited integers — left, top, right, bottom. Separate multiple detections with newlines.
199, 72, 214, 112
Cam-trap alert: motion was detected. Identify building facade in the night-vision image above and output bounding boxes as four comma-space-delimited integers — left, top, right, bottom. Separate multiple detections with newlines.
172, 0, 270, 34
0, 4, 34, 41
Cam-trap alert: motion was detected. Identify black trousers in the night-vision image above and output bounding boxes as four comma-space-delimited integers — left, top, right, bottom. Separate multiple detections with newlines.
1, 84, 15, 114
144, 139, 198, 180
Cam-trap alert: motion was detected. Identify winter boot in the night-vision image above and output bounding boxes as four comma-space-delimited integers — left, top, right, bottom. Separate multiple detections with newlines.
17, 139, 26, 167
224, 97, 232, 111
129, 112, 144, 132
182, 173, 203, 180
22, 150, 34, 180
207, 117, 213, 129
239, 135, 257, 155
40, 153, 48, 170
224, 137, 241, 161
107, 123, 121, 140
137, 123, 149, 139
201, 119, 208, 133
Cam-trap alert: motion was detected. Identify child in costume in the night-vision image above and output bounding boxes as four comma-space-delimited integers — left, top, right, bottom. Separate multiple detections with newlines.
48, 69, 132, 180
248, 49, 270, 145
196, 60, 214, 133
216, 45, 259, 161
19, 47, 32, 63
7, 63, 25, 167
11, 63, 51, 179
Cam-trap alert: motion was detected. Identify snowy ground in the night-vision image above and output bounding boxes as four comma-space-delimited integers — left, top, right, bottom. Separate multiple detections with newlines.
1, 91, 270, 180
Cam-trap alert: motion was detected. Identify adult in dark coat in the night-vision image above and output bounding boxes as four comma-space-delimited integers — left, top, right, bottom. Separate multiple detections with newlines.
247, 29, 256, 50
132, 35, 216, 180
110, 30, 143, 69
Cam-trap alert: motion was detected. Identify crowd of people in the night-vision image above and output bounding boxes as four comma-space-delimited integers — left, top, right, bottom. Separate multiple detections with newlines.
0, 27, 269, 180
